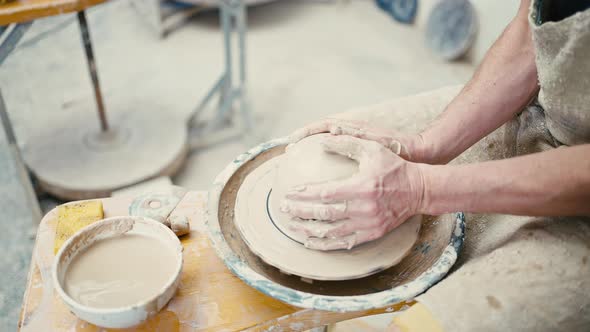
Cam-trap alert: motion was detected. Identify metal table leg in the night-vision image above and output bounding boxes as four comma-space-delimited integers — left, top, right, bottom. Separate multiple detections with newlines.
131, 0, 253, 149
0, 23, 42, 223
77, 10, 109, 132
188, 0, 252, 149
0, 22, 32, 66
0, 89, 42, 224
235, 0, 252, 133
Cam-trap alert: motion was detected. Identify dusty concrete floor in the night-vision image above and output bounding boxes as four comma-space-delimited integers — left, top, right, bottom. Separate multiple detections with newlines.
0, 0, 478, 330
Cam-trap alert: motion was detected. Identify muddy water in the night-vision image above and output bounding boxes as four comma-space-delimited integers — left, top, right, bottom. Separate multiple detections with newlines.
64, 234, 178, 308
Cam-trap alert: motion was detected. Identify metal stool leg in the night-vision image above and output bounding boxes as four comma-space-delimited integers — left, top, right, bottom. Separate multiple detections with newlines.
235, 0, 251, 132
0, 89, 42, 224
188, 0, 253, 149
0, 22, 32, 66
185, 2, 236, 130
77, 10, 109, 132
213, 0, 234, 129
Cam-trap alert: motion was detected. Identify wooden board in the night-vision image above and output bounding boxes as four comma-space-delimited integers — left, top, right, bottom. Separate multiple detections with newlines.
0, 0, 109, 25
18, 191, 393, 331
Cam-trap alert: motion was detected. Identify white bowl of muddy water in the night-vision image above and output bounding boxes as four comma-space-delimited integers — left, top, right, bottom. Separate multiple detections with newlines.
53, 216, 183, 329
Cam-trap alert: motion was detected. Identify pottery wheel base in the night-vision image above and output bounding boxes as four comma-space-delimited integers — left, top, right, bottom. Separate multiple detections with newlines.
24, 112, 188, 200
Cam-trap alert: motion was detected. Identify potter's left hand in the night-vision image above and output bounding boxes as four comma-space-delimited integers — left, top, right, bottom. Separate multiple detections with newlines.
281, 135, 425, 250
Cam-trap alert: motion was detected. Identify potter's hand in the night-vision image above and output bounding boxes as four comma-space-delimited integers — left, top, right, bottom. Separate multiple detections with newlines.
289, 118, 423, 162
281, 135, 425, 250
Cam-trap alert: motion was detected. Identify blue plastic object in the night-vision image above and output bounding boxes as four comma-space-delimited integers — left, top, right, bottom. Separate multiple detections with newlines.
376, 0, 418, 24
426, 0, 478, 61
376, 0, 391, 11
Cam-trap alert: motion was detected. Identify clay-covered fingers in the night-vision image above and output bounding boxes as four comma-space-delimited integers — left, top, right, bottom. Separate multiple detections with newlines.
304, 234, 358, 251
288, 219, 343, 238
289, 119, 373, 142
280, 201, 348, 221
280, 200, 380, 221
328, 123, 403, 155
320, 135, 373, 161
289, 118, 340, 143
322, 134, 391, 159
285, 176, 367, 202
321, 135, 394, 174
290, 215, 390, 240
303, 222, 392, 250
290, 118, 406, 153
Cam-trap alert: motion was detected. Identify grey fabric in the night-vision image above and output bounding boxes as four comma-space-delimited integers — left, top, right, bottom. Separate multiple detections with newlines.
514, 102, 561, 155
529, 2, 590, 146
417, 104, 590, 332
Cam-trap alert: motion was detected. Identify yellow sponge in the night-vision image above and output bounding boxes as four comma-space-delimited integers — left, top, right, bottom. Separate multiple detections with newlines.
54, 201, 104, 254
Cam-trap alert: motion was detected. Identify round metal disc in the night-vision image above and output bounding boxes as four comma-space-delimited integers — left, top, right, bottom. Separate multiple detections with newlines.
426, 0, 478, 60
24, 111, 188, 200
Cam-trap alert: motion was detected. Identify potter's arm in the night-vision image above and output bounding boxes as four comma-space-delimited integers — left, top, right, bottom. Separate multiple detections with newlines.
417, 0, 538, 164
418, 144, 590, 216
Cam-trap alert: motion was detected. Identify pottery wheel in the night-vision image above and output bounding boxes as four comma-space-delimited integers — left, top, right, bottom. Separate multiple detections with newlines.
234, 154, 422, 281
24, 110, 188, 200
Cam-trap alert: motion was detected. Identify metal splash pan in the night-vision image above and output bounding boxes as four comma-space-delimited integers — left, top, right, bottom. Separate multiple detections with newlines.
206, 137, 465, 312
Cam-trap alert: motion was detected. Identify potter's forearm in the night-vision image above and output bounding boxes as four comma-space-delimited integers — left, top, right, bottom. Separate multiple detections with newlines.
417, 0, 538, 164
419, 145, 590, 216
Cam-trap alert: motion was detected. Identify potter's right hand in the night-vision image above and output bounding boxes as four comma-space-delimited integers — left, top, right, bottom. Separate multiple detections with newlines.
282, 135, 425, 250
289, 118, 425, 162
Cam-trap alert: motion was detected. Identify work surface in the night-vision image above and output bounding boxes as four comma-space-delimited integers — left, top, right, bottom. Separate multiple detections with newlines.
0, 0, 108, 25
18, 191, 396, 331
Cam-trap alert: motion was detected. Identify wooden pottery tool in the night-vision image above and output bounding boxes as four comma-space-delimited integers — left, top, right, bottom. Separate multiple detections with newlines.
207, 137, 465, 312
53, 216, 183, 328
